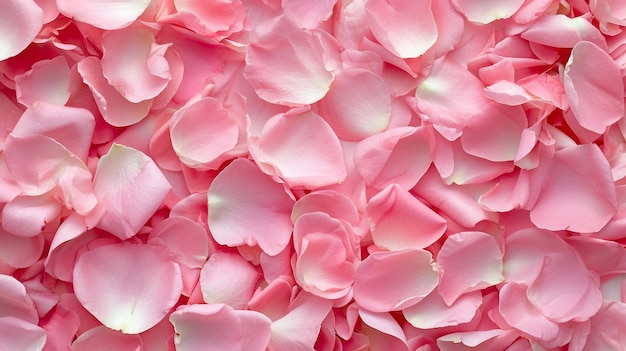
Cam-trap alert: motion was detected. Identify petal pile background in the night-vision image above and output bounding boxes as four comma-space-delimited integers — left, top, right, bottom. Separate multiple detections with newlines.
1, 0, 626, 350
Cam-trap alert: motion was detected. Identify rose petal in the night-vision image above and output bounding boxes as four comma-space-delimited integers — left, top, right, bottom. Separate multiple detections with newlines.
15, 57, 71, 107
499, 282, 560, 341
200, 251, 261, 309
2, 194, 61, 237
0, 316, 46, 351
56, 0, 151, 30
0, 228, 44, 268
148, 216, 209, 269
0, 0, 43, 60
451, 0, 525, 24
71, 326, 143, 351
403, 290, 482, 329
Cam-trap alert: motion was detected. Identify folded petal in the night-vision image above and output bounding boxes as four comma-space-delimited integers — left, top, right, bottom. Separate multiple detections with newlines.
403, 290, 482, 329
437, 330, 518, 351
499, 282, 560, 341
2, 194, 61, 237
0, 0, 43, 60
166, 0, 245, 39
366, 184, 446, 250
0, 275, 39, 323
354, 249, 438, 312
563, 41, 624, 134
451, 0, 524, 24
521, 15, 607, 49
258, 111, 347, 189
207, 158, 295, 256
200, 251, 262, 309
71, 326, 143, 351
148, 216, 209, 269
170, 304, 271, 351
73, 242, 182, 334
56, 0, 150, 30
15, 57, 71, 107
89, 144, 171, 240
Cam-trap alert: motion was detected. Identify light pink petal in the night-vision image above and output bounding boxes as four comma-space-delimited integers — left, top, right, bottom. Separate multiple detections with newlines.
291, 190, 360, 228
71, 326, 143, 351
354, 126, 432, 190
414, 57, 490, 140
437, 330, 518, 351
73, 242, 182, 334
563, 41, 624, 134
170, 304, 271, 351
499, 282, 560, 341
359, 310, 408, 348
170, 97, 239, 169
0, 316, 46, 351
0, 275, 39, 324
403, 290, 482, 329
200, 251, 261, 309
583, 301, 626, 351
282, 0, 336, 29
11, 102, 95, 162
0, 0, 43, 60
15, 57, 70, 106
359, 323, 409, 351
479, 169, 530, 212
148, 216, 209, 269
244, 28, 334, 106
167, 0, 245, 39
451, 0, 524, 24
366, 184, 446, 250
40, 305, 80, 351
101, 28, 171, 103
2, 194, 61, 237
88, 144, 171, 240
319, 68, 391, 141
0, 228, 44, 268
365, 0, 437, 58
258, 111, 347, 189
438, 232, 504, 305
527, 253, 602, 323
521, 15, 607, 49
56, 0, 150, 30
207, 158, 295, 256
529, 144, 618, 233
77, 57, 152, 127
354, 249, 438, 312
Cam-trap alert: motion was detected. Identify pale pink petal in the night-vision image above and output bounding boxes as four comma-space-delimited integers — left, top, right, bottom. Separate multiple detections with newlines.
353, 249, 438, 312
354, 126, 432, 190
282, 0, 336, 29
77, 57, 152, 127
359, 323, 409, 351
0, 316, 46, 351
0, 0, 43, 60
258, 111, 347, 189
200, 251, 261, 309
564, 41, 624, 134
414, 57, 490, 140
101, 28, 171, 103
170, 97, 239, 169
291, 190, 360, 228
403, 290, 482, 329
479, 169, 530, 212
437, 232, 504, 305
0, 274, 39, 324
358, 310, 409, 348
451, 0, 524, 24
366, 184, 446, 250
2, 194, 61, 237
0, 228, 44, 268
73, 242, 182, 334
170, 304, 271, 351
207, 158, 294, 256
244, 28, 334, 106
56, 0, 150, 30
365, 0, 437, 58
528, 144, 618, 233
148, 216, 209, 269
521, 15, 607, 49
583, 301, 626, 351
437, 330, 518, 351
15, 57, 71, 106
165, 0, 245, 39
499, 282, 560, 341
11, 102, 95, 162
88, 144, 171, 240
71, 326, 143, 351
319, 68, 391, 141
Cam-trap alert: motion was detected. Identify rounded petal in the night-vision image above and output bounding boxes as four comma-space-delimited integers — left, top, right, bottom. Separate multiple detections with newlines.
451, 0, 525, 24
15, 57, 71, 107
0, 228, 44, 268
71, 326, 143, 351
200, 251, 262, 309
2, 194, 61, 237
57, 0, 150, 30
403, 290, 482, 329
499, 282, 560, 341
148, 216, 209, 269
73, 242, 183, 334
0, 0, 43, 60
0, 316, 46, 351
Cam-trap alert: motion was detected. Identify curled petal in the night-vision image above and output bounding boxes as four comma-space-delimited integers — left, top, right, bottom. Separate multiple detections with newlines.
0, 0, 43, 60
56, 0, 151, 30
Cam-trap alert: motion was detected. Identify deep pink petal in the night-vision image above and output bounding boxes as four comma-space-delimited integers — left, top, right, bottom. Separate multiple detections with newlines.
56, 0, 150, 30
0, 0, 43, 60
200, 251, 261, 309
365, 0, 437, 58
73, 242, 182, 334
15, 57, 71, 107
451, 0, 524, 24
354, 249, 438, 312
71, 326, 143, 351
258, 111, 347, 189
40, 305, 80, 351
207, 158, 295, 256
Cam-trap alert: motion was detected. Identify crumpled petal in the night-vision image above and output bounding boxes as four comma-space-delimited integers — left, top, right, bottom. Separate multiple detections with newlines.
73, 242, 182, 334
0, 0, 43, 61
56, 0, 151, 30
164, 0, 245, 39
207, 158, 295, 256
200, 251, 261, 309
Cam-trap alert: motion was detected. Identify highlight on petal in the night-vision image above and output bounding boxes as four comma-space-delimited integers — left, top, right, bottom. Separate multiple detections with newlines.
403, 290, 482, 329
437, 232, 504, 305
319, 68, 391, 141
563, 41, 624, 134
73, 242, 182, 334
521, 15, 606, 49
200, 251, 262, 309
451, 0, 525, 24
353, 249, 439, 312
170, 303, 271, 351
207, 158, 295, 256
0, 0, 43, 61
366, 184, 447, 250
88, 144, 171, 240
365, 0, 438, 58
56, 0, 151, 30
257, 111, 347, 189
15, 57, 71, 107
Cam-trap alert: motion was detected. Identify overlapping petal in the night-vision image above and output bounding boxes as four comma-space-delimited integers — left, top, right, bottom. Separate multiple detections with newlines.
0, 0, 43, 61
56, 0, 151, 30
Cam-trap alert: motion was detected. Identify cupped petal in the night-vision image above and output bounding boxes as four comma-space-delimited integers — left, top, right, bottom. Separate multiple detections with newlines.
451, 0, 524, 24
0, 0, 43, 60
365, 0, 437, 58
73, 242, 182, 334
366, 184, 446, 250
200, 251, 262, 309
499, 282, 560, 341
403, 290, 482, 329
15, 57, 71, 107
354, 249, 439, 312
56, 0, 150, 30
258, 111, 347, 189
88, 144, 171, 240
207, 158, 295, 256
291, 190, 360, 227
71, 326, 143, 351
563, 41, 624, 134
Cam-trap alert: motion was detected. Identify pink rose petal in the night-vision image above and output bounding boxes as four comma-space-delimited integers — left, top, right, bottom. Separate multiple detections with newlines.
2, 194, 60, 237
199, 251, 261, 309
15, 57, 71, 107
499, 282, 560, 341
403, 290, 482, 329
451, 0, 525, 24
0, 0, 43, 61
71, 326, 143, 351
57, 0, 151, 30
